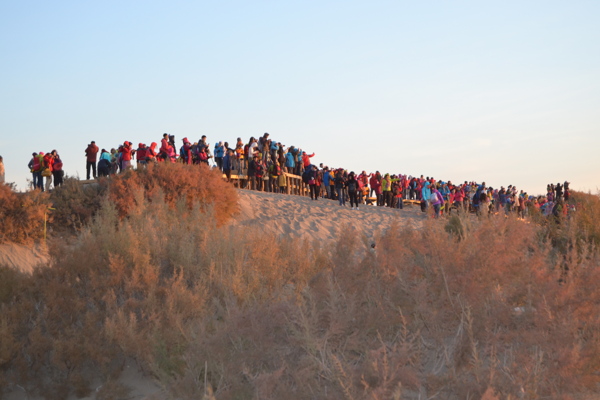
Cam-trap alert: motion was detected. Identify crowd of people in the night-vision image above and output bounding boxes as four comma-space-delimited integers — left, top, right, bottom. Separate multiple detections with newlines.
23, 132, 571, 220
27, 151, 64, 192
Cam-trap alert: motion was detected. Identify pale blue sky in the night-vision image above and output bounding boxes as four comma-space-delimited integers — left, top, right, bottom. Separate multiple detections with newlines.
1, 1, 598, 195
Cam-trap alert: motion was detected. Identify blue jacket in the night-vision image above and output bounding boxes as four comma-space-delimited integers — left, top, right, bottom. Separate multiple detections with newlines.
214, 145, 224, 158
322, 171, 333, 186
421, 182, 431, 201
285, 152, 295, 168
222, 154, 232, 171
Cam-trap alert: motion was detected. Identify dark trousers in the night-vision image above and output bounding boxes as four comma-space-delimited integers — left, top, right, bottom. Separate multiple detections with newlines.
86, 161, 96, 179
52, 170, 64, 187
33, 171, 43, 190
349, 191, 358, 207
309, 184, 318, 200
384, 191, 393, 207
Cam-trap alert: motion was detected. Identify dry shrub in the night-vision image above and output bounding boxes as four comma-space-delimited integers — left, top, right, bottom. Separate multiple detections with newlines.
2, 182, 599, 400
108, 162, 238, 226
172, 211, 600, 400
49, 176, 107, 231
0, 184, 49, 243
570, 190, 600, 246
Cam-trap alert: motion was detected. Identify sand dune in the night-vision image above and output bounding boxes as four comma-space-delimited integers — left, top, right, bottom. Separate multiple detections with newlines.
234, 189, 426, 244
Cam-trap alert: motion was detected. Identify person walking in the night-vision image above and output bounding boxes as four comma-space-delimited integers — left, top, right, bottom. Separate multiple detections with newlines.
85, 141, 99, 180
430, 186, 444, 218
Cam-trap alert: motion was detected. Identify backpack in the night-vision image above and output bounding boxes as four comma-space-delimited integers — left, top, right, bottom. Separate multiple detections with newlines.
255, 163, 263, 178
32, 156, 41, 172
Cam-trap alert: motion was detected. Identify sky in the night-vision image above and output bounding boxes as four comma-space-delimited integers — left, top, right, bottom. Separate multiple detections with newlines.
1, 0, 598, 195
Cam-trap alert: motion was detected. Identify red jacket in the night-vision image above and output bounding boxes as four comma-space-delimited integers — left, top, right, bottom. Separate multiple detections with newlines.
160, 138, 169, 155
85, 144, 99, 162
136, 144, 147, 161
369, 175, 382, 195
302, 152, 315, 167
183, 143, 192, 164
43, 154, 54, 172
120, 145, 133, 161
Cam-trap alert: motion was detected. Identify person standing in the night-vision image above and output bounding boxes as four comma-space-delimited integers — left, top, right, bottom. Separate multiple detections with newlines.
322, 167, 333, 199
42, 152, 54, 191
285, 148, 296, 174
347, 172, 360, 209
51, 150, 64, 187
136, 143, 148, 167
255, 154, 265, 191
159, 133, 170, 162
29, 152, 45, 190
119, 141, 135, 170
334, 169, 346, 206
307, 164, 319, 200
381, 173, 398, 207
214, 142, 224, 170
247, 155, 257, 190
0, 155, 5, 184
85, 141, 99, 180
98, 149, 112, 177
181, 138, 192, 165
222, 148, 233, 182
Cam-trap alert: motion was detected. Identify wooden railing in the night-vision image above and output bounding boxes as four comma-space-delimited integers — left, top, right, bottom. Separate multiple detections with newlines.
225, 172, 309, 196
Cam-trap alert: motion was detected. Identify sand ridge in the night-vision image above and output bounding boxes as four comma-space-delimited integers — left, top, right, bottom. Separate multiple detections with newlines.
234, 189, 426, 244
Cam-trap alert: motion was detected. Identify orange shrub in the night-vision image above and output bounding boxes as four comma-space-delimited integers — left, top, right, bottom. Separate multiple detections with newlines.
0, 184, 49, 244
108, 163, 237, 226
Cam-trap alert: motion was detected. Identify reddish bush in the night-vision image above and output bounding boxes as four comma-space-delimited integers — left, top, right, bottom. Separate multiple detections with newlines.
0, 184, 50, 244
108, 163, 237, 226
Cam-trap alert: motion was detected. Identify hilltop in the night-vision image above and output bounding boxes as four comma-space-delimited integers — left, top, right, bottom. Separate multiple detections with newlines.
1, 164, 599, 400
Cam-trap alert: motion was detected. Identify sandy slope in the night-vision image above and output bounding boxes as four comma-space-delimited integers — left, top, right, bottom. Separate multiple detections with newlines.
0, 242, 49, 273
234, 189, 426, 244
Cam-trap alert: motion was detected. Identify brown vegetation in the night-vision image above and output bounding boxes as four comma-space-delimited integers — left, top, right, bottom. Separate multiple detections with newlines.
1, 186, 599, 399
48, 176, 107, 231
107, 162, 238, 226
0, 183, 50, 244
